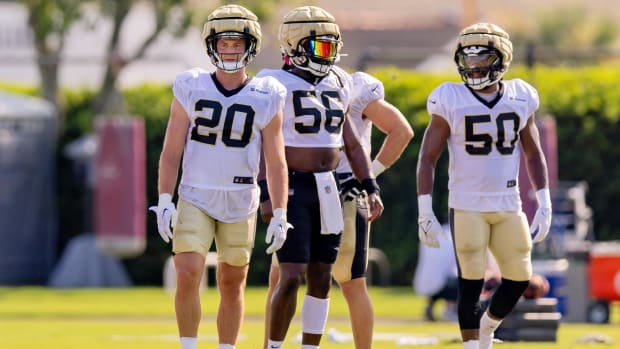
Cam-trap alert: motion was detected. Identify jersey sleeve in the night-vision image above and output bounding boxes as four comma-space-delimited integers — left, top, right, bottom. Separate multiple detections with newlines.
264, 77, 287, 127
350, 72, 385, 116
519, 79, 540, 116
329, 66, 354, 111
427, 83, 451, 122
172, 68, 201, 116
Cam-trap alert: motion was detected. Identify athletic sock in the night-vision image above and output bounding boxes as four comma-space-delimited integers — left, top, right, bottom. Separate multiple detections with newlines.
266, 339, 283, 349
180, 337, 197, 349
300, 345, 318, 349
218, 344, 234, 349
480, 311, 502, 349
462, 339, 479, 349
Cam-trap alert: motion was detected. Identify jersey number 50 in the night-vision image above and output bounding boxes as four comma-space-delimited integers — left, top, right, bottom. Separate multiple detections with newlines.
465, 112, 519, 155
292, 90, 345, 134
190, 99, 255, 148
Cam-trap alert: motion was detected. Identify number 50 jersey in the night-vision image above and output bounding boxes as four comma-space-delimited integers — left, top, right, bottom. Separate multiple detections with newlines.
173, 67, 286, 190
257, 66, 352, 148
427, 78, 539, 212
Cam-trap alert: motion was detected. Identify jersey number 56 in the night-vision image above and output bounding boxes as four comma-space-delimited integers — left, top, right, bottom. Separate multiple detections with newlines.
292, 90, 345, 134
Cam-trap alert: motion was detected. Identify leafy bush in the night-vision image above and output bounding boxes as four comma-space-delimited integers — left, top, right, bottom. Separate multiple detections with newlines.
4, 64, 620, 285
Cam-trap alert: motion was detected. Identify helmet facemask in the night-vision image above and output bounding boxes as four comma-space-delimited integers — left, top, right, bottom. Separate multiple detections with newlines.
290, 34, 340, 76
456, 45, 504, 90
206, 31, 257, 73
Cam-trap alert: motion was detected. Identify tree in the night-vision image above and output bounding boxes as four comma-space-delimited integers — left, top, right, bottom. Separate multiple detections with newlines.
90, 0, 191, 115
22, 0, 192, 125
23, 0, 82, 116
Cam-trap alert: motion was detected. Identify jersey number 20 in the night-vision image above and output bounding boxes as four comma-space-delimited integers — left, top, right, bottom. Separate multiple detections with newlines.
190, 99, 254, 148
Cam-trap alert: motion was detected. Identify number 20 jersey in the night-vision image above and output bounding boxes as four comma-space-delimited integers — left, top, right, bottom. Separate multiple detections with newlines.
427, 79, 539, 212
173, 67, 286, 190
257, 66, 352, 148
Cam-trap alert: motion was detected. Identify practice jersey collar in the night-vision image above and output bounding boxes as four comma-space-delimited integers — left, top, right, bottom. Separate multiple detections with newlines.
467, 81, 504, 109
283, 65, 326, 86
211, 73, 253, 97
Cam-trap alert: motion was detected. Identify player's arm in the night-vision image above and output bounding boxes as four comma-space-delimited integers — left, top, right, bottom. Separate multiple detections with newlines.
521, 114, 552, 243
158, 97, 189, 195
149, 97, 189, 243
261, 109, 292, 254
257, 144, 272, 223
261, 110, 288, 215
363, 98, 414, 175
519, 115, 549, 191
416, 114, 450, 195
343, 117, 384, 221
416, 114, 450, 247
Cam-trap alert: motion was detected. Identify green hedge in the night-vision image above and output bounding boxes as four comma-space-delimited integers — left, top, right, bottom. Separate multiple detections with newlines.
3, 64, 619, 285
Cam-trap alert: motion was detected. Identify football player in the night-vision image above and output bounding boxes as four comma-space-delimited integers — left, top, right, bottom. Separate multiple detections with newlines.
416, 22, 552, 349
331, 71, 413, 348
262, 71, 413, 349
256, 6, 384, 349
149, 5, 290, 349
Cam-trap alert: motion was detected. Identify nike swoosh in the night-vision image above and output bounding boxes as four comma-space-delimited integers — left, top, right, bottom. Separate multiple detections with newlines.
430, 100, 437, 104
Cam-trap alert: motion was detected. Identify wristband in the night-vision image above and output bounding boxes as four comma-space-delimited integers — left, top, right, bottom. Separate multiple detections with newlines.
360, 178, 379, 195
417, 194, 433, 215
371, 159, 386, 177
535, 188, 551, 208
159, 193, 173, 205
258, 179, 270, 203
273, 208, 286, 221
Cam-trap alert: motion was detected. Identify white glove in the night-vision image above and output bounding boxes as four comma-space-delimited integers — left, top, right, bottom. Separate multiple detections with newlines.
266, 208, 293, 254
148, 193, 177, 243
530, 188, 552, 243
417, 194, 446, 248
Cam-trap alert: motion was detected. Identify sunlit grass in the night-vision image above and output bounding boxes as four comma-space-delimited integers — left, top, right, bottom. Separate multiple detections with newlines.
0, 286, 618, 348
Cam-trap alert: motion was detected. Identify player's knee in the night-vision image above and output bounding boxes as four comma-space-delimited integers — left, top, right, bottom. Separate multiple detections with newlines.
488, 278, 529, 318
278, 266, 305, 294
222, 247, 251, 267
497, 258, 531, 281
301, 295, 330, 335
332, 256, 353, 283
457, 277, 484, 329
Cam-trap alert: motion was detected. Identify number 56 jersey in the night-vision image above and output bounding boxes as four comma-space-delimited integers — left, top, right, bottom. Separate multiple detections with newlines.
257, 66, 352, 148
427, 79, 539, 212
173, 67, 286, 190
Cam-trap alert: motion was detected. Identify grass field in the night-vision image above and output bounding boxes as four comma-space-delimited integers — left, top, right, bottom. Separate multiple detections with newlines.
0, 286, 619, 348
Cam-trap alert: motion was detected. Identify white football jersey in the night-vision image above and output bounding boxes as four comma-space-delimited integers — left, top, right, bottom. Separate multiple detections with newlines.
336, 71, 384, 174
427, 79, 540, 212
257, 66, 352, 148
173, 67, 286, 190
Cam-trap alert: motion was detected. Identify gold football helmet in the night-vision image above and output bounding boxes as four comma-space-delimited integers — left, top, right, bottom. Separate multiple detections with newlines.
202, 4, 261, 73
278, 6, 342, 76
454, 22, 513, 90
